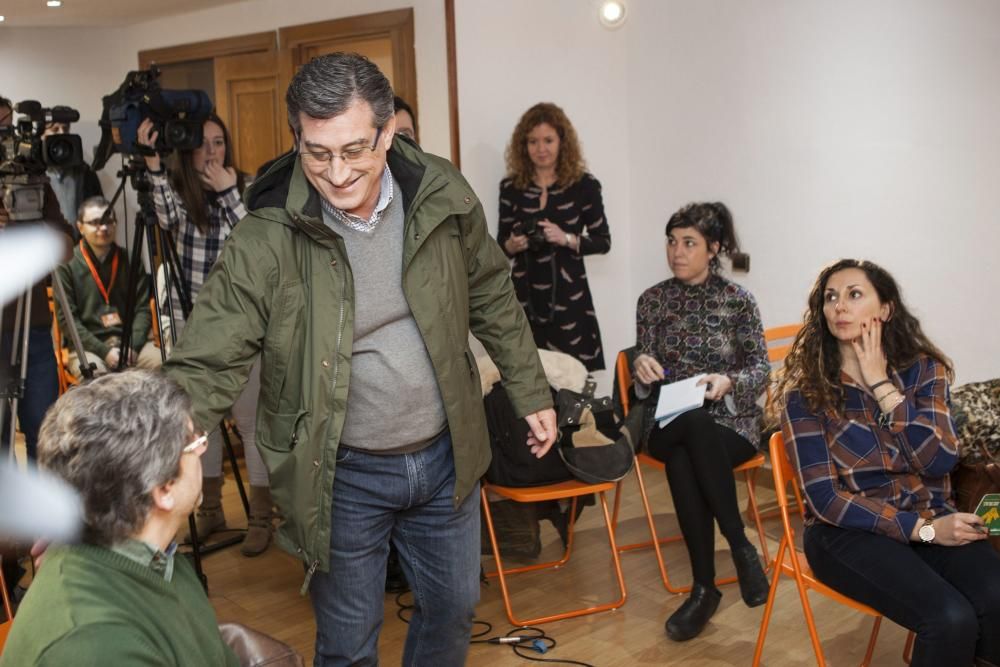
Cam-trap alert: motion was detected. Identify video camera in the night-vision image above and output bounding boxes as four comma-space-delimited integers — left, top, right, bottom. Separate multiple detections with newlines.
1, 101, 84, 222
92, 66, 213, 172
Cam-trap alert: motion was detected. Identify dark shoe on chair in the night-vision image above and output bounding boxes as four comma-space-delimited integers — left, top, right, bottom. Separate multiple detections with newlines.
732, 543, 769, 607
665, 583, 722, 641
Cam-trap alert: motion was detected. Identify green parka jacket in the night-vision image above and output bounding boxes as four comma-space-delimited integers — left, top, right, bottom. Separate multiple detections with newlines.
163, 138, 551, 584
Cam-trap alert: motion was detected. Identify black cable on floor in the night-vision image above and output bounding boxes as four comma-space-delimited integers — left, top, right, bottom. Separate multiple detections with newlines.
393, 591, 594, 667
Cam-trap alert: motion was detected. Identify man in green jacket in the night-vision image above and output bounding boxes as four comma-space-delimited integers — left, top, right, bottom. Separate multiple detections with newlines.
163, 53, 555, 665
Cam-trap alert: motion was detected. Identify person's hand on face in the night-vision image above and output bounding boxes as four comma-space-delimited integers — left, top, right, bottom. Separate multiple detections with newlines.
137, 119, 161, 172
852, 317, 890, 388
199, 160, 237, 193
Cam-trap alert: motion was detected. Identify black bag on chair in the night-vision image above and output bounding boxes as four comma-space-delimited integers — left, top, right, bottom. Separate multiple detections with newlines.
483, 383, 573, 487
555, 382, 638, 484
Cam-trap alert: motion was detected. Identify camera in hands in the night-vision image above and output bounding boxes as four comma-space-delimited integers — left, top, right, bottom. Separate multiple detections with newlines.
518, 212, 548, 252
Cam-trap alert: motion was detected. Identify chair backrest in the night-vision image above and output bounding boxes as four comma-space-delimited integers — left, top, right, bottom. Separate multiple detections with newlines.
614, 348, 635, 416
764, 323, 802, 364
768, 431, 808, 537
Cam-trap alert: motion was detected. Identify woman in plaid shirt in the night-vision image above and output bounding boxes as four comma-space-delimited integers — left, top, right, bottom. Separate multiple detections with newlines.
138, 114, 273, 557
778, 259, 1000, 667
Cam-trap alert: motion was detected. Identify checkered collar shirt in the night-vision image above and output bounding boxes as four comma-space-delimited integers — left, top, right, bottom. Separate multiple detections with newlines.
320, 165, 394, 233
781, 356, 959, 544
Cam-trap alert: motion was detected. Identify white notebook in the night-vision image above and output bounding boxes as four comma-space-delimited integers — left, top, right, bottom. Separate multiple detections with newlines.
655, 374, 707, 428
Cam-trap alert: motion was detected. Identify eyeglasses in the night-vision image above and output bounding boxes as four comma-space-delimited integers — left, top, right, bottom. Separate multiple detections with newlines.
182, 431, 209, 455
299, 127, 383, 167
80, 218, 116, 229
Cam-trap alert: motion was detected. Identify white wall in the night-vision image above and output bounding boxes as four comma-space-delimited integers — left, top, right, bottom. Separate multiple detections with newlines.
457, 0, 1000, 385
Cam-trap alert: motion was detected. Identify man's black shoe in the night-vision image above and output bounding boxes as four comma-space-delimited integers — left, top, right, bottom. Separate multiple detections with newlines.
665, 583, 722, 641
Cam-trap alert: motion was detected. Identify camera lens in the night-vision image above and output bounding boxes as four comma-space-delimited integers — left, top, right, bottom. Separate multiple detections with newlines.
43, 134, 83, 168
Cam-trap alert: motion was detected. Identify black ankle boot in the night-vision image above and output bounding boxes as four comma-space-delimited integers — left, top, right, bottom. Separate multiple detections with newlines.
732, 543, 769, 607
665, 583, 722, 641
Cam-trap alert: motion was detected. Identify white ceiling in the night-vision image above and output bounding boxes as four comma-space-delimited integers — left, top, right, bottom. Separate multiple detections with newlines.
0, 0, 249, 27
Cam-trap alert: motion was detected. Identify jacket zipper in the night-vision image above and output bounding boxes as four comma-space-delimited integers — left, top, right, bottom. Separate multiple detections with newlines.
301, 260, 348, 595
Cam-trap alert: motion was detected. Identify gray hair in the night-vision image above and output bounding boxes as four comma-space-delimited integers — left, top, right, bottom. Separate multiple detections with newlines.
285, 52, 394, 137
38, 370, 192, 547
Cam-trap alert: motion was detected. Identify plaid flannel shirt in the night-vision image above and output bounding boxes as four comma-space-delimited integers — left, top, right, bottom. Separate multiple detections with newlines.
781, 356, 958, 543
150, 172, 248, 324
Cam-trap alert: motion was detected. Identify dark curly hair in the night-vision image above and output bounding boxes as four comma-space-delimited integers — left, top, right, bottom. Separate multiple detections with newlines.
665, 202, 740, 273
775, 259, 953, 417
504, 102, 586, 190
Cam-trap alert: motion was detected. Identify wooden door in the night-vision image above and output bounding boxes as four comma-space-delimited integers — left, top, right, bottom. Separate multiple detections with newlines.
214, 50, 287, 177
279, 9, 417, 127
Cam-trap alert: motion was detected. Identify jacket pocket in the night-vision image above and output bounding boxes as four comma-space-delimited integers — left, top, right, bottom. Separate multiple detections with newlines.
258, 406, 309, 454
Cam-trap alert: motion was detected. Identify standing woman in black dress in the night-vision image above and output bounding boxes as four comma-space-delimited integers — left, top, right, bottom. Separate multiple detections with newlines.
498, 103, 610, 371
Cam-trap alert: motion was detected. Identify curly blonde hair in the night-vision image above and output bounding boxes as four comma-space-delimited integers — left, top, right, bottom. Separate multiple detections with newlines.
504, 102, 586, 190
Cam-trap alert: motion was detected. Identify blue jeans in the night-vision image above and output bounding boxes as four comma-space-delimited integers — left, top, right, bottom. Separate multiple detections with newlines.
1, 327, 59, 461
805, 522, 1000, 667
309, 431, 480, 667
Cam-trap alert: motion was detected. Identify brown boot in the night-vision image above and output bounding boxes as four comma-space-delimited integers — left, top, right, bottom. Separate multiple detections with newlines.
194, 476, 227, 539
240, 485, 273, 557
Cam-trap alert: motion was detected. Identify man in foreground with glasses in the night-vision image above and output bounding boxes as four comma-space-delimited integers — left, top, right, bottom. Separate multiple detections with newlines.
54, 196, 160, 378
0, 370, 233, 665
0, 370, 304, 666
163, 52, 556, 666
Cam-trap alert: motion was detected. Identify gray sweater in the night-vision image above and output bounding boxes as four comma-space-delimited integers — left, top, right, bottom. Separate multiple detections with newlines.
323, 182, 447, 452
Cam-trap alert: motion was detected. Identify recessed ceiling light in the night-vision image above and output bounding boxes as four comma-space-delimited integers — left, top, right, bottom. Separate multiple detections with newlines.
47, 0, 63, 7
599, 0, 627, 29
0, 15, 6, 21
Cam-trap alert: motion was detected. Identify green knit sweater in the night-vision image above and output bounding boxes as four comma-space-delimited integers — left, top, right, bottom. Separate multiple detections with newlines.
0, 544, 238, 666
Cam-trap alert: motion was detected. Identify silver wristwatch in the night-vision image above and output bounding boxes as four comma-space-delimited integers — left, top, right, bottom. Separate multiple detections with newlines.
918, 518, 936, 544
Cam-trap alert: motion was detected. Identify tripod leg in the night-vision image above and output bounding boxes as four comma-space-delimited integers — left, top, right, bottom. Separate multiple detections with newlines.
221, 421, 250, 517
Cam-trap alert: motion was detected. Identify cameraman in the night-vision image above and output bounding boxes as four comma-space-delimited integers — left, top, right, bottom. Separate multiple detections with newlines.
1, 95, 75, 463
42, 111, 104, 232
137, 114, 273, 557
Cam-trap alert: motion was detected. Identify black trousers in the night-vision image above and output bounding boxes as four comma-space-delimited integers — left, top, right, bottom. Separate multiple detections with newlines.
805, 522, 1000, 667
646, 408, 757, 585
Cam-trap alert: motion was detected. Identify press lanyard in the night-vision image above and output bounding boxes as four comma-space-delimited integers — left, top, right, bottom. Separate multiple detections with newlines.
80, 241, 119, 305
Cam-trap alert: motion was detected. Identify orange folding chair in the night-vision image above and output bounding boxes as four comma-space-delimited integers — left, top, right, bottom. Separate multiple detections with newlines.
47, 286, 79, 394
753, 432, 913, 666
0, 556, 14, 654
481, 478, 628, 626
611, 348, 769, 594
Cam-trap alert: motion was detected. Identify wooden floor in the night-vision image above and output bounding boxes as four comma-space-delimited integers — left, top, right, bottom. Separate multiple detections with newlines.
197, 461, 912, 667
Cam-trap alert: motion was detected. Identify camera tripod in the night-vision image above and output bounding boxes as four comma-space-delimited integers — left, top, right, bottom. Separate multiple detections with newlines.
104, 156, 251, 589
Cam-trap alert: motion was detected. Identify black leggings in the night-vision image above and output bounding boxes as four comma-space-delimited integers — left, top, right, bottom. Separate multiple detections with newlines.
646, 408, 757, 586
805, 522, 1000, 667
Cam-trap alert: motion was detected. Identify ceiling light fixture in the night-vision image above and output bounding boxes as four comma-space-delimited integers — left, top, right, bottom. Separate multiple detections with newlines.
47, 0, 63, 7
599, 0, 627, 29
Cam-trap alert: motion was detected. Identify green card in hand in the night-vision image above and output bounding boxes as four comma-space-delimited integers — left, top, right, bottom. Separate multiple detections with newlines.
976, 493, 1000, 536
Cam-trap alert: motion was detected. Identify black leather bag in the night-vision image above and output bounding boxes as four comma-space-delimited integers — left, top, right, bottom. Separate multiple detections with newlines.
555, 383, 638, 484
